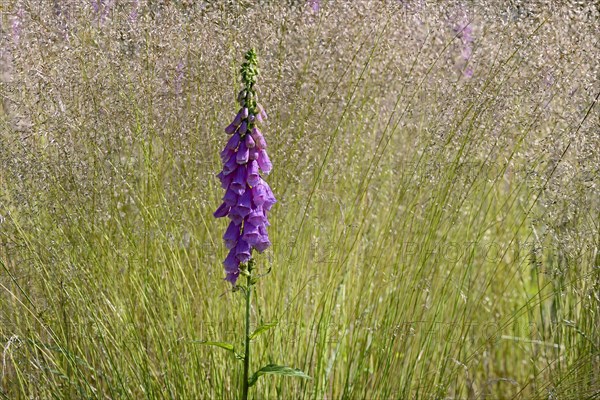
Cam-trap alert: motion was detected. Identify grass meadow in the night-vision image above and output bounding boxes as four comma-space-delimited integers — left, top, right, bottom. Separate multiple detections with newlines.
1, 1, 599, 399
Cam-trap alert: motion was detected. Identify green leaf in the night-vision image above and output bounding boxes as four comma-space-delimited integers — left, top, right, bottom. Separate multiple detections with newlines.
193, 341, 245, 360
248, 364, 311, 387
194, 341, 235, 352
249, 321, 278, 340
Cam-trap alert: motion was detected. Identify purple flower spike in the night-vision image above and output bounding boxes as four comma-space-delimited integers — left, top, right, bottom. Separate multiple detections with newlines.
230, 165, 247, 195
247, 160, 260, 187
214, 202, 230, 218
237, 140, 249, 164
223, 221, 241, 249
251, 127, 268, 150
215, 50, 276, 285
257, 149, 272, 174
236, 239, 252, 263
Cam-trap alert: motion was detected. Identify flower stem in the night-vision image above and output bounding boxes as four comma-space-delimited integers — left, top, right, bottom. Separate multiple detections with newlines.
242, 272, 252, 400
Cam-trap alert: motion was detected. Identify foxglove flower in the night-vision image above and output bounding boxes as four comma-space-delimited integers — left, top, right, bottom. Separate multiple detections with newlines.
214, 48, 276, 285
223, 221, 241, 249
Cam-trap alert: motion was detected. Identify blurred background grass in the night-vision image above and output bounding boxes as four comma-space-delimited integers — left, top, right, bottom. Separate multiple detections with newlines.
1, 1, 599, 398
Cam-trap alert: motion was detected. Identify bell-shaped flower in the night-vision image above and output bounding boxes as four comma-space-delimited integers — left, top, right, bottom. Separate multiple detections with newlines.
257, 149, 272, 174
213, 202, 230, 218
236, 238, 252, 263
223, 153, 238, 176
247, 160, 260, 187
223, 221, 241, 249
249, 147, 259, 161
217, 171, 233, 189
245, 134, 255, 149
256, 103, 268, 123
242, 222, 261, 246
254, 225, 271, 253
230, 165, 247, 195
225, 123, 237, 135
224, 248, 240, 273
251, 127, 267, 149
263, 184, 277, 211
236, 140, 249, 164
223, 188, 238, 207
228, 207, 244, 226
226, 133, 241, 151
233, 190, 252, 219
248, 207, 266, 226
225, 271, 240, 284
220, 147, 233, 163
251, 180, 268, 207
239, 120, 248, 136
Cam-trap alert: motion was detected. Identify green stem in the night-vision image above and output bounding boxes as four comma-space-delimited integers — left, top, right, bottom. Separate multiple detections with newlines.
242, 272, 252, 400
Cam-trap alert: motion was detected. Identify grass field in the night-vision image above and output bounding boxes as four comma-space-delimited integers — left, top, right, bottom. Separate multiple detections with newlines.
1, 1, 599, 399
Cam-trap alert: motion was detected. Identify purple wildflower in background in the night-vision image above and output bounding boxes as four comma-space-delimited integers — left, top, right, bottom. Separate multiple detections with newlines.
12, 6, 24, 45
92, 0, 113, 24
452, 14, 475, 78
214, 49, 276, 285
129, 0, 139, 24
